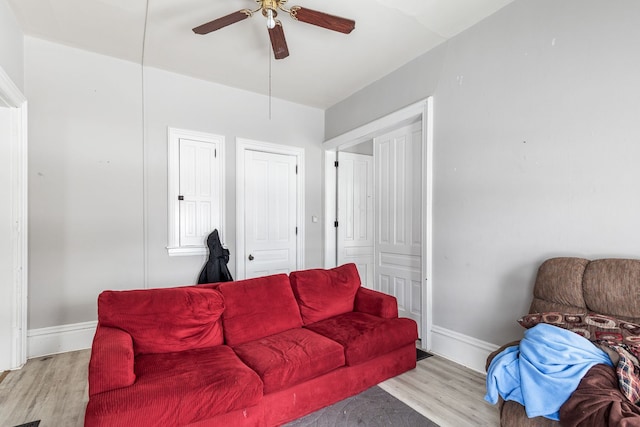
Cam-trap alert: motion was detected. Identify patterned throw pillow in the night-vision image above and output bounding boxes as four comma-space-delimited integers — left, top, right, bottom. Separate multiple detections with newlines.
519, 312, 640, 404
518, 312, 640, 354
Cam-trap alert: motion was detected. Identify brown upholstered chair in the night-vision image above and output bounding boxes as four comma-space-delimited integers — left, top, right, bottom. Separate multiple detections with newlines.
487, 257, 640, 426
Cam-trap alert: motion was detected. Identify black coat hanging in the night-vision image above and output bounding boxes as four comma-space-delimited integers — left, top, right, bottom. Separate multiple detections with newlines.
198, 229, 233, 284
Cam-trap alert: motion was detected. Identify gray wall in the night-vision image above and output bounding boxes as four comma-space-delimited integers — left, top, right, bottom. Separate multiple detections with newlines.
0, 0, 23, 89
25, 37, 324, 329
326, 0, 640, 345
26, 38, 145, 328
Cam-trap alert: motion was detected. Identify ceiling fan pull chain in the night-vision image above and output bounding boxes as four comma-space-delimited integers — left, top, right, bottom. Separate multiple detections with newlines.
268, 42, 272, 120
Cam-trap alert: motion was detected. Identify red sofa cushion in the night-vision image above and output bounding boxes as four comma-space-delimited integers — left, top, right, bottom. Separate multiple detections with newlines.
85, 346, 263, 426
233, 328, 345, 394
290, 263, 361, 324
306, 312, 418, 366
219, 274, 303, 346
98, 287, 225, 355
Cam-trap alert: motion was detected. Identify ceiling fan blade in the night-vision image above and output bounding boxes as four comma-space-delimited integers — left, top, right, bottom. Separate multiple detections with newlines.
268, 22, 289, 60
192, 9, 252, 34
289, 6, 355, 34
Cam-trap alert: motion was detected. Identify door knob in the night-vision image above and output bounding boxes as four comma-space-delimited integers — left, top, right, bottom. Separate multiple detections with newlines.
248, 254, 254, 261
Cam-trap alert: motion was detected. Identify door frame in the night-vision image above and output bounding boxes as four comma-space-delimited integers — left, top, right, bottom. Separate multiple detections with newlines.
323, 98, 433, 350
236, 138, 305, 280
0, 66, 28, 369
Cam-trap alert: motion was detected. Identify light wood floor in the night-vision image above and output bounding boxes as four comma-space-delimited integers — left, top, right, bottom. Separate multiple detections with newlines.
0, 350, 89, 427
0, 350, 499, 426
380, 355, 499, 426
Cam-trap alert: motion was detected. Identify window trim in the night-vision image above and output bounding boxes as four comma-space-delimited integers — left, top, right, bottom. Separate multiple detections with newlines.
167, 127, 225, 256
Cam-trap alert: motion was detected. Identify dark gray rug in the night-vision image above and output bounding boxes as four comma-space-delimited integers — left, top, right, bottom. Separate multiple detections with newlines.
283, 386, 438, 426
417, 348, 432, 361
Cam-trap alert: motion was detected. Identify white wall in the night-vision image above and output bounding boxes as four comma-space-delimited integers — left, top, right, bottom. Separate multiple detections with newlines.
25, 37, 324, 337
143, 66, 325, 288
325, 0, 640, 357
0, 0, 23, 90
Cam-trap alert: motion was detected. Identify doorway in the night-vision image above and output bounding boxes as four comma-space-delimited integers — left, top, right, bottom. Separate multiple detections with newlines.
236, 138, 304, 279
324, 98, 433, 349
0, 67, 28, 370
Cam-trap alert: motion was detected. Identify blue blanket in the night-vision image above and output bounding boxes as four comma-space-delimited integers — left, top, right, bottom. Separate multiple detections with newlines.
485, 323, 613, 420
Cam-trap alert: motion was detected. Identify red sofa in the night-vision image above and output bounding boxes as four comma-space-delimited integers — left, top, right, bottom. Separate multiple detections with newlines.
84, 263, 418, 426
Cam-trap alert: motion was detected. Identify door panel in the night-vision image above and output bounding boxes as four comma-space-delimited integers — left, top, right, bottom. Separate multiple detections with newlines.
244, 150, 297, 278
375, 123, 423, 336
337, 152, 374, 288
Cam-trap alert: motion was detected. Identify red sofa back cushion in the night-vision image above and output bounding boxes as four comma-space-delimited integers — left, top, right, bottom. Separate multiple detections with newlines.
98, 287, 225, 355
290, 263, 361, 324
219, 274, 303, 346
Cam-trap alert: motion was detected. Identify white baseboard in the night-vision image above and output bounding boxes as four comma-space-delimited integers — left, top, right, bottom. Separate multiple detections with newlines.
27, 321, 97, 358
429, 325, 500, 373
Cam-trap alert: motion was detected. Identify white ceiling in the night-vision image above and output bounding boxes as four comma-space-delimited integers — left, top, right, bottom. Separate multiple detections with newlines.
7, 0, 514, 108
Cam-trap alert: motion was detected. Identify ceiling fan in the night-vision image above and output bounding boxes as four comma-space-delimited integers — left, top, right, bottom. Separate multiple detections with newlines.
192, 0, 355, 60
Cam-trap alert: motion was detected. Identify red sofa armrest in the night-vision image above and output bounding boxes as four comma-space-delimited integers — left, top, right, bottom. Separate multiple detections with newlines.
354, 287, 398, 318
88, 325, 136, 396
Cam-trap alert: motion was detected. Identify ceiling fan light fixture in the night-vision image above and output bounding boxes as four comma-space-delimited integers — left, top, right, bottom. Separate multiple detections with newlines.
266, 9, 276, 29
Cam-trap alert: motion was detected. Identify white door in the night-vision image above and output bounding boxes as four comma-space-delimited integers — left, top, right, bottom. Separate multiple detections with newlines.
375, 123, 423, 336
243, 149, 298, 278
337, 152, 374, 288
0, 106, 13, 370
